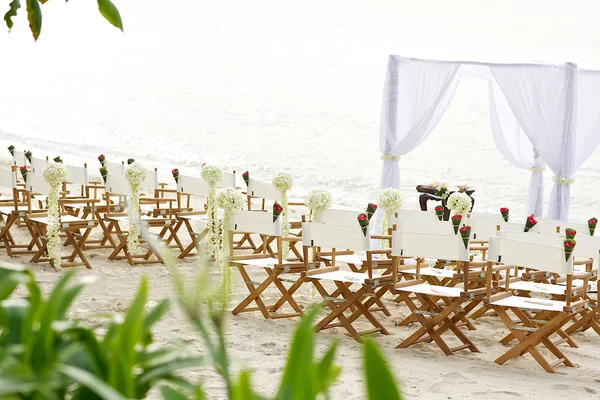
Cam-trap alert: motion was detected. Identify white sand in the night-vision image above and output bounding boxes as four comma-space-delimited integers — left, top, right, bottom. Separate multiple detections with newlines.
2, 214, 600, 400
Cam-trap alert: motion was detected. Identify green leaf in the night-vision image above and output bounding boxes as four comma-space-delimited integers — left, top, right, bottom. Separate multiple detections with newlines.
159, 386, 190, 400
58, 364, 129, 400
25, 0, 41, 41
315, 340, 341, 393
137, 356, 204, 385
275, 307, 320, 399
97, 0, 123, 31
232, 370, 257, 400
362, 339, 402, 400
3, 0, 20, 30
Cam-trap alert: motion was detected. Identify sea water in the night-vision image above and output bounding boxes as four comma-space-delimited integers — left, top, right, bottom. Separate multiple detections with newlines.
0, 0, 599, 221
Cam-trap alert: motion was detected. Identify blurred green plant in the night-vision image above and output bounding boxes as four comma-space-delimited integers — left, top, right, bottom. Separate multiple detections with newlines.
3, 0, 123, 41
0, 236, 403, 399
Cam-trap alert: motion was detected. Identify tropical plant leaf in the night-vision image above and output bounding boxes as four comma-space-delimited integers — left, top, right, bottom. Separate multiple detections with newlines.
25, 0, 41, 40
97, 0, 123, 31
159, 385, 191, 400
232, 370, 257, 400
363, 339, 402, 400
315, 340, 341, 393
58, 364, 129, 400
138, 356, 204, 385
3, 0, 20, 30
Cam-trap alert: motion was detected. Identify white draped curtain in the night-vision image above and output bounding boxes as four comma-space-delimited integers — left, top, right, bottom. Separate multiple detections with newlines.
379, 56, 600, 222
379, 57, 461, 189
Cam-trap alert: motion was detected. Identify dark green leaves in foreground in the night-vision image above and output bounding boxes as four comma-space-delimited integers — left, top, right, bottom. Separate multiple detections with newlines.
363, 339, 403, 400
3, 0, 123, 40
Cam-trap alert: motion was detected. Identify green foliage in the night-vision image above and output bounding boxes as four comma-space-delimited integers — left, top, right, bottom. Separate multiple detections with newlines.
363, 339, 403, 400
3, 0, 123, 40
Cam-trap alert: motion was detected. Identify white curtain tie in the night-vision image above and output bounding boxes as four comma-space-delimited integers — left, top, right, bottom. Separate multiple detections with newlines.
380, 154, 400, 161
552, 175, 575, 185
529, 166, 546, 172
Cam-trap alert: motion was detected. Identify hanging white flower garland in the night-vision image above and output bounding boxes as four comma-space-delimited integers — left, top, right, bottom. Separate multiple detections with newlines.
377, 188, 402, 240
201, 165, 223, 257
125, 162, 147, 254
305, 189, 332, 222
272, 172, 293, 260
553, 175, 575, 185
446, 191, 471, 216
217, 188, 244, 293
42, 162, 69, 270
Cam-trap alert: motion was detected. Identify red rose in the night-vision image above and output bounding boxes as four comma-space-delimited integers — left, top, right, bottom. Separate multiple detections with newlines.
564, 241, 576, 248
435, 205, 444, 211
589, 219, 597, 225
242, 171, 249, 177
500, 207, 508, 213
368, 203, 378, 209
452, 215, 462, 221
459, 226, 470, 233
527, 216, 537, 224
358, 214, 367, 221
172, 169, 178, 173
19, 166, 26, 171
274, 205, 282, 212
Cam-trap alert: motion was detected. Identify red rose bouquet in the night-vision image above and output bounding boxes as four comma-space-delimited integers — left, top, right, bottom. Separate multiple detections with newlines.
24, 150, 32, 164
500, 207, 509, 222
7, 145, 14, 156
53, 156, 62, 163
451, 214, 462, 234
524, 215, 537, 232
172, 168, 179, 183
19, 166, 27, 182
565, 228, 576, 240
435, 205, 444, 221
98, 154, 105, 166
127, 158, 135, 165
564, 239, 576, 261
242, 171, 249, 186
273, 202, 283, 222
99, 167, 108, 183
358, 213, 369, 236
589, 217, 597, 236
459, 226, 471, 249
366, 203, 378, 221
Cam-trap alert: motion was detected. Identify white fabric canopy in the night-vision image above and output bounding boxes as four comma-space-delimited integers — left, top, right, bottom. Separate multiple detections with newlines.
379, 56, 600, 221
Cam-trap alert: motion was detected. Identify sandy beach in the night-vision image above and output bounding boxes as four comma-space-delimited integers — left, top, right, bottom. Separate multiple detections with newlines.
1, 159, 598, 399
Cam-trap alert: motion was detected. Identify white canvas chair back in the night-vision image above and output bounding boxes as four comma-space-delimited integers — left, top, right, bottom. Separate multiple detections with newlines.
218, 171, 237, 189
396, 209, 439, 222
488, 236, 573, 274
314, 208, 362, 226
533, 218, 590, 236
29, 157, 47, 174
395, 218, 455, 235
467, 212, 505, 224
104, 160, 124, 176
0, 168, 17, 189
496, 230, 564, 248
469, 218, 524, 242
392, 230, 470, 261
141, 169, 159, 190
302, 222, 371, 251
105, 174, 130, 197
569, 235, 600, 260
65, 164, 89, 186
12, 150, 26, 166
246, 178, 282, 202
26, 173, 52, 196
228, 210, 282, 237
177, 175, 210, 197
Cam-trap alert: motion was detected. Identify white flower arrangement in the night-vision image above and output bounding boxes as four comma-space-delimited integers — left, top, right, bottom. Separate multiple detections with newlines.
201, 165, 224, 257
380, 153, 400, 161
530, 166, 546, 172
272, 173, 293, 260
217, 188, 244, 293
305, 189, 332, 222
42, 162, 69, 270
552, 175, 575, 185
446, 192, 471, 215
125, 162, 148, 254
378, 188, 402, 240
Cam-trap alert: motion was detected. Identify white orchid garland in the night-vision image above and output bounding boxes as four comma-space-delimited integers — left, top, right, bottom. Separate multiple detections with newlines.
217, 188, 244, 293
272, 172, 293, 260
378, 188, 402, 240
446, 192, 471, 215
125, 162, 147, 254
553, 175, 575, 185
305, 189, 332, 222
42, 162, 69, 270
201, 165, 223, 257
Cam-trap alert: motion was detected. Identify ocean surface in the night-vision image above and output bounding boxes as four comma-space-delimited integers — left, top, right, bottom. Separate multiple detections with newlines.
1, 0, 599, 221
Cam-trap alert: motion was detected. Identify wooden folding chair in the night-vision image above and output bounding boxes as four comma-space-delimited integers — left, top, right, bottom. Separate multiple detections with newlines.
23, 172, 98, 269
391, 223, 484, 355
229, 210, 306, 319
101, 173, 179, 266
301, 222, 396, 342
484, 235, 590, 373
